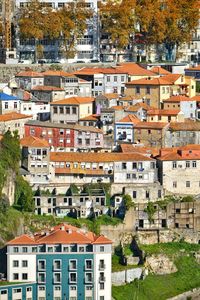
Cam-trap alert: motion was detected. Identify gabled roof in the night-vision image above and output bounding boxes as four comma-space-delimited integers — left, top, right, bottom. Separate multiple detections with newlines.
150, 66, 171, 76
75, 67, 127, 75
147, 109, 181, 116
42, 70, 73, 77
125, 102, 153, 112
116, 63, 157, 76
126, 78, 172, 86
50, 152, 154, 162
7, 223, 112, 246
20, 136, 49, 148
169, 121, 200, 131
0, 92, 18, 101
31, 85, 64, 91
157, 145, 200, 161
117, 114, 140, 124
0, 112, 32, 122
135, 122, 169, 129
79, 114, 99, 121
162, 74, 182, 84
16, 71, 43, 77
163, 95, 195, 102
51, 97, 94, 105
103, 93, 119, 100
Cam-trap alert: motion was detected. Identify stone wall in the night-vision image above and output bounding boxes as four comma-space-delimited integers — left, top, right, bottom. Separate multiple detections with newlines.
137, 229, 200, 245
2, 170, 16, 205
112, 268, 143, 286
167, 288, 200, 300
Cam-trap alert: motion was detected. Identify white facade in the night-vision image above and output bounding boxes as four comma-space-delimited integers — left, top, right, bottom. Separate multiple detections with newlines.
20, 101, 50, 120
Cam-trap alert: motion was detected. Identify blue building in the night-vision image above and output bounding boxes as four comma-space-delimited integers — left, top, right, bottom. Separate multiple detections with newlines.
0, 224, 112, 300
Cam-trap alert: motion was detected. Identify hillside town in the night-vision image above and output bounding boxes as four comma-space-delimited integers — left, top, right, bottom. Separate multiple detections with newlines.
1, 1, 200, 300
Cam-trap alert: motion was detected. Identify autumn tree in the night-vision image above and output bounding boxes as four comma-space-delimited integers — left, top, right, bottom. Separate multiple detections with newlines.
135, 0, 199, 61
18, 0, 92, 61
99, 0, 136, 62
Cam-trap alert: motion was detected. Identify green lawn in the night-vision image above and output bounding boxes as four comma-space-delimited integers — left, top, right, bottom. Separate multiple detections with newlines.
112, 242, 200, 300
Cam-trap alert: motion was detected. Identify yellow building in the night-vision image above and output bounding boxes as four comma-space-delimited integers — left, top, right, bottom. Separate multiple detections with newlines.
147, 109, 185, 123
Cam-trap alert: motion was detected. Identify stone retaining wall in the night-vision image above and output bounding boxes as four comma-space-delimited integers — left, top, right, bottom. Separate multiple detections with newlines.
112, 268, 143, 286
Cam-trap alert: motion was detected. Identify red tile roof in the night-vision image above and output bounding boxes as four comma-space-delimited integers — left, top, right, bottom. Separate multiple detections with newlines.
42, 70, 73, 77
0, 112, 32, 122
51, 97, 94, 105
118, 114, 140, 124
20, 136, 49, 148
75, 67, 127, 75
135, 122, 169, 129
163, 95, 195, 102
79, 114, 98, 121
16, 71, 43, 77
169, 121, 200, 131
120, 144, 159, 156
147, 109, 181, 116
31, 85, 64, 91
126, 78, 172, 86
50, 152, 154, 162
116, 63, 157, 76
162, 74, 181, 84
150, 66, 171, 75
7, 223, 112, 245
158, 146, 200, 161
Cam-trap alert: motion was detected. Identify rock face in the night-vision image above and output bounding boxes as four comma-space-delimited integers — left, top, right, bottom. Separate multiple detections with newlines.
146, 254, 177, 275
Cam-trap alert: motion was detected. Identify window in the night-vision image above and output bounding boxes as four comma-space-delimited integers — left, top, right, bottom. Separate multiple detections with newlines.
186, 161, 190, 168
127, 174, 131, 179
53, 107, 58, 114
114, 76, 117, 82
146, 191, 150, 199
100, 282, 104, 290
85, 260, 92, 270
79, 246, 84, 252
100, 246, 104, 252
13, 273, 19, 280
69, 272, 77, 283
54, 286, 61, 291
22, 273, 28, 280
85, 272, 92, 283
1, 290, 7, 295
122, 162, 127, 169
38, 260, 46, 270
69, 260, 77, 270
186, 181, 190, 188
172, 161, 177, 169
38, 272, 46, 283
100, 297, 105, 300
66, 107, 70, 114
107, 76, 110, 82
13, 247, 19, 253
13, 288, 21, 293
148, 130, 151, 134
99, 259, 105, 270
54, 273, 61, 283
54, 260, 61, 270
146, 86, 150, 94
133, 191, 137, 198
192, 161, 197, 168
4, 102, 8, 109
22, 247, 28, 253
22, 260, 28, 267
72, 107, 77, 114
70, 286, 77, 291
14, 102, 18, 109
13, 260, 19, 267
132, 162, 137, 169
173, 181, 177, 188
136, 86, 140, 94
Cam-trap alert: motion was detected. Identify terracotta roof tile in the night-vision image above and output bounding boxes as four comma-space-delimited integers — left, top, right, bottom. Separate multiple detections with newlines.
120, 144, 159, 156
31, 85, 64, 91
7, 223, 112, 245
50, 152, 154, 162
163, 95, 195, 102
135, 122, 169, 129
150, 66, 171, 75
16, 71, 43, 77
126, 78, 172, 86
147, 109, 181, 116
0, 112, 32, 122
20, 136, 49, 148
75, 67, 127, 75
51, 97, 94, 105
169, 121, 200, 131
110, 105, 124, 111
103, 93, 119, 100
162, 74, 181, 84
42, 70, 73, 77
116, 63, 157, 76
79, 114, 98, 121
118, 114, 140, 124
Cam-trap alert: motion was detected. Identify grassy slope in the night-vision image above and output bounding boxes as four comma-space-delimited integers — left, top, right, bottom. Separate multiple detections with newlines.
112, 242, 200, 300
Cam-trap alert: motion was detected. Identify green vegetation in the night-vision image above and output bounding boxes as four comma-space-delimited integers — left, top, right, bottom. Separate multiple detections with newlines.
144, 202, 157, 223
122, 194, 134, 211
113, 242, 200, 300
14, 176, 34, 212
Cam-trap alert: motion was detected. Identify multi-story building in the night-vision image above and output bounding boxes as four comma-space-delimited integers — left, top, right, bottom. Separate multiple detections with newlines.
125, 78, 172, 108
157, 145, 200, 195
15, 0, 99, 62
24, 120, 104, 151
163, 95, 197, 119
31, 85, 66, 102
114, 114, 140, 144
15, 71, 44, 91
0, 223, 112, 300
20, 100, 50, 121
43, 70, 92, 97
146, 109, 184, 123
0, 112, 33, 137
0, 92, 20, 115
95, 93, 119, 110
50, 97, 94, 124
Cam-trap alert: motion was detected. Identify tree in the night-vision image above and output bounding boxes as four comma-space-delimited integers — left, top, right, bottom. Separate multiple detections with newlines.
144, 202, 157, 224
15, 176, 34, 212
0, 196, 9, 215
123, 194, 135, 211
18, 0, 91, 60
135, 0, 199, 61
99, 0, 136, 61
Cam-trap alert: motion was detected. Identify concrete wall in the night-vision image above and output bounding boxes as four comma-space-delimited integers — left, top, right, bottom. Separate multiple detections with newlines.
112, 268, 143, 285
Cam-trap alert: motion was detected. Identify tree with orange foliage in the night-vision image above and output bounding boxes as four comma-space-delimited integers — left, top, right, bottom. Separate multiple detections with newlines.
135, 0, 199, 61
99, 0, 136, 62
